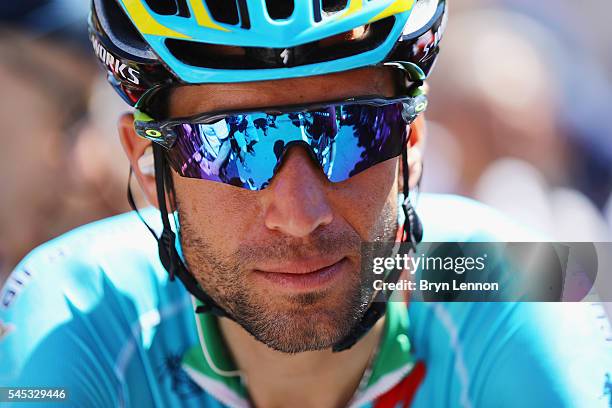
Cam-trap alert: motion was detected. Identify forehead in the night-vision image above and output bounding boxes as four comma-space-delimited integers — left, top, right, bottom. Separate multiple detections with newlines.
168, 67, 400, 117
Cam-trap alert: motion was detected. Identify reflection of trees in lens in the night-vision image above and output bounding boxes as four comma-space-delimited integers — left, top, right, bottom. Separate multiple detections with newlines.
226, 115, 261, 186
345, 105, 404, 177
253, 118, 268, 134
253, 115, 278, 137
228, 115, 261, 167
288, 113, 302, 128
227, 116, 249, 165
227, 115, 249, 134
273, 140, 285, 162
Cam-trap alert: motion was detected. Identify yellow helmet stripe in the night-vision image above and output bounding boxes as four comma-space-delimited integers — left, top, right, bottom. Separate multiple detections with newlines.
342, 0, 364, 18
119, 0, 190, 38
188, 0, 230, 32
369, 0, 415, 23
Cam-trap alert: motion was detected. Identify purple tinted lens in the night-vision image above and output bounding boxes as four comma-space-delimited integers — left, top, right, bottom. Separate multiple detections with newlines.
165, 102, 407, 190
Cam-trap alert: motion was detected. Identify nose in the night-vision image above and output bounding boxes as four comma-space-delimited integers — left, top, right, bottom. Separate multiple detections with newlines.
263, 146, 334, 238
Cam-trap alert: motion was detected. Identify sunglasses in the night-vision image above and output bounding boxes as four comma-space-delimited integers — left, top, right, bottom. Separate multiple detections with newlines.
134, 92, 427, 191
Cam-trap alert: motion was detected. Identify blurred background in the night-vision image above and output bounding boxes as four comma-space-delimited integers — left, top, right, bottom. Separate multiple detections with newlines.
0, 0, 611, 289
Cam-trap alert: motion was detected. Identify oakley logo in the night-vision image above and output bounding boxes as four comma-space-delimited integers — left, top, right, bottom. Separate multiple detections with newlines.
415, 101, 427, 113
92, 38, 141, 85
145, 129, 163, 138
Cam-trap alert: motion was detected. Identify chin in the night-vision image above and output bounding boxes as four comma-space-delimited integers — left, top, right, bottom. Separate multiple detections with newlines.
255, 311, 352, 353
239, 292, 364, 353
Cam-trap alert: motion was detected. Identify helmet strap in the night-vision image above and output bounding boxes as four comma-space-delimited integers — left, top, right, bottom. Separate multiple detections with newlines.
127, 144, 229, 317
332, 148, 422, 352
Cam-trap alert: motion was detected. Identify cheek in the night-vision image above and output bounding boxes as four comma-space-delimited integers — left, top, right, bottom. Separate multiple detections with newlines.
330, 159, 399, 239
173, 175, 261, 249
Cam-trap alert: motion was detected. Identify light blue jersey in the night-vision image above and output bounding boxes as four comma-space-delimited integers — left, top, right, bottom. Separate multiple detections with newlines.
1, 194, 610, 407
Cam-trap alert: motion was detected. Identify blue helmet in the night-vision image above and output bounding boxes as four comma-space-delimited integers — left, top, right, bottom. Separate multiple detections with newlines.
89, 0, 447, 106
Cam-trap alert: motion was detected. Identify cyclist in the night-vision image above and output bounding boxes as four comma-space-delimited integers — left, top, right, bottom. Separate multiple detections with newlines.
1, 0, 611, 407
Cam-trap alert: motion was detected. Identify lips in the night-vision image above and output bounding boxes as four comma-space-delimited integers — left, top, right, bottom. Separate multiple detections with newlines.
255, 256, 345, 275
253, 257, 349, 292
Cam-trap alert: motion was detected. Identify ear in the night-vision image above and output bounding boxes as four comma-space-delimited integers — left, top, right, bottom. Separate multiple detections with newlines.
118, 113, 159, 208
400, 115, 426, 190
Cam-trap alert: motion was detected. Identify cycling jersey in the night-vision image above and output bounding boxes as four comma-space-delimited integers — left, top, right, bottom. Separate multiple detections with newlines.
1, 194, 610, 407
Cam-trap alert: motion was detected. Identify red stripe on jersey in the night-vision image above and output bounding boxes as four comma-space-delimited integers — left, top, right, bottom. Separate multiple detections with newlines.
374, 360, 426, 408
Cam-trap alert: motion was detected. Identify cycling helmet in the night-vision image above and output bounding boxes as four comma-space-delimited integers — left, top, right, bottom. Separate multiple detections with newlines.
89, 0, 447, 105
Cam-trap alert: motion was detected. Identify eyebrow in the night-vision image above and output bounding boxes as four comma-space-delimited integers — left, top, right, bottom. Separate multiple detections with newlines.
168, 67, 400, 117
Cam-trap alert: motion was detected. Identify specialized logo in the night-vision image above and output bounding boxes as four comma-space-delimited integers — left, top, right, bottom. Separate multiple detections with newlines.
280, 49, 291, 66
92, 37, 141, 85
0, 320, 15, 342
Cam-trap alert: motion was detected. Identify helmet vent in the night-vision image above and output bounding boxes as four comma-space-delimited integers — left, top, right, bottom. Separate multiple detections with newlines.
322, 0, 348, 14
94, 0, 153, 59
144, 0, 178, 16
176, 0, 191, 17
205, 0, 240, 25
165, 16, 394, 69
141, 1, 189, 18
265, 0, 294, 20
236, 0, 251, 28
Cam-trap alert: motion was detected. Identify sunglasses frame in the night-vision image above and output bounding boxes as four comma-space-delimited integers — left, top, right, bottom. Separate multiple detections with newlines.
133, 79, 428, 149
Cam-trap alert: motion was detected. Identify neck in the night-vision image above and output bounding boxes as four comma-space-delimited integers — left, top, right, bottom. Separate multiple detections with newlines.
218, 317, 385, 408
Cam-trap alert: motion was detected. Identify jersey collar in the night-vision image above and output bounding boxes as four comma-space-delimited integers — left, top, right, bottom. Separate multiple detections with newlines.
181, 300, 415, 408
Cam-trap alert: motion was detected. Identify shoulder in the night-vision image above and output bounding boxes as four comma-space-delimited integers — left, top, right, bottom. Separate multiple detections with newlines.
410, 302, 612, 407
2, 208, 165, 311
0, 209, 184, 384
409, 195, 612, 406
417, 193, 546, 242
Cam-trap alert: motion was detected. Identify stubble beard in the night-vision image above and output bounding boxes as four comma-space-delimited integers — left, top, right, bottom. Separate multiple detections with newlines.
178, 200, 397, 354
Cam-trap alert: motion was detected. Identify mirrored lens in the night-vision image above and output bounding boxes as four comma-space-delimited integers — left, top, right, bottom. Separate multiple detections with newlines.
165, 102, 407, 190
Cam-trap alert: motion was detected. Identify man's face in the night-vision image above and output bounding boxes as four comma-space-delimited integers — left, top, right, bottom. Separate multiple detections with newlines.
169, 68, 401, 353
